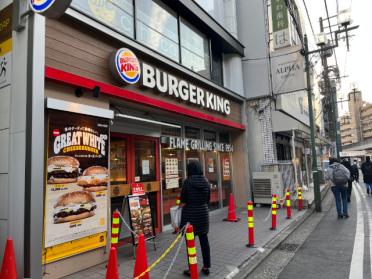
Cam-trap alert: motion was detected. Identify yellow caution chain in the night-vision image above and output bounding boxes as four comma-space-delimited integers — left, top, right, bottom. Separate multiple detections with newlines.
133, 228, 185, 279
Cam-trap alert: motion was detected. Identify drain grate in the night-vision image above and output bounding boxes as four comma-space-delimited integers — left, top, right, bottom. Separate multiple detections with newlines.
278, 243, 299, 252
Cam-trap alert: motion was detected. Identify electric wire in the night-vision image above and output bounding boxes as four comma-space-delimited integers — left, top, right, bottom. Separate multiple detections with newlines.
323, 0, 339, 72
302, 0, 316, 42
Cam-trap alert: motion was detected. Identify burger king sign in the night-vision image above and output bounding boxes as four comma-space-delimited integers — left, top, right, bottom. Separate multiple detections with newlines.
110, 48, 141, 84
29, 0, 72, 18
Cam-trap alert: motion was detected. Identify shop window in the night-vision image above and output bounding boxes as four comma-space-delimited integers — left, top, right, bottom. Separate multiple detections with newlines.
204, 151, 219, 210
136, 0, 179, 61
161, 125, 182, 137
161, 144, 184, 225
110, 138, 128, 185
185, 126, 201, 139
219, 132, 230, 143
134, 139, 156, 182
180, 18, 211, 79
220, 152, 232, 207
204, 130, 217, 142
71, 0, 134, 38
211, 42, 223, 86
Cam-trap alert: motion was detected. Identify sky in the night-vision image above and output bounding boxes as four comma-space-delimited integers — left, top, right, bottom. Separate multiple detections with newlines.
298, 0, 372, 112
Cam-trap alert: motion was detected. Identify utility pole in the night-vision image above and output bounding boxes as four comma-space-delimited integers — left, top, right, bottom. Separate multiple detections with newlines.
304, 35, 322, 212
319, 17, 341, 161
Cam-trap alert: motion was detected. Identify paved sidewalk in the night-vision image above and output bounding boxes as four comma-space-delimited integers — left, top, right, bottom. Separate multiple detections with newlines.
64, 204, 308, 279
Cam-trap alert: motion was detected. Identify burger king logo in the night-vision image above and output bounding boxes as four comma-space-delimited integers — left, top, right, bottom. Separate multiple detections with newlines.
112, 48, 141, 84
29, 0, 55, 13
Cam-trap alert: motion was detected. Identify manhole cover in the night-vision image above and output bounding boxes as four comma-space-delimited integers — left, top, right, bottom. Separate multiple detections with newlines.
278, 243, 299, 252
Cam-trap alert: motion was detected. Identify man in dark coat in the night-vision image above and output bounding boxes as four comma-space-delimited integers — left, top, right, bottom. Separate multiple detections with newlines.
180, 160, 211, 276
341, 159, 352, 202
361, 156, 372, 195
350, 160, 359, 182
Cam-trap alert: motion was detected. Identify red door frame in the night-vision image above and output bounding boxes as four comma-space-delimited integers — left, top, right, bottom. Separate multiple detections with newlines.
111, 133, 162, 234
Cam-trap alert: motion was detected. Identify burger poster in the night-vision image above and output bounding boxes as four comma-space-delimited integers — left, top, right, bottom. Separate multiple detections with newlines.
43, 110, 109, 263
128, 194, 154, 244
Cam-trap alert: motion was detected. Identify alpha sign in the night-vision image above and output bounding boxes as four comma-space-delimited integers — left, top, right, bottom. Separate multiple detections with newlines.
110, 48, 231, 115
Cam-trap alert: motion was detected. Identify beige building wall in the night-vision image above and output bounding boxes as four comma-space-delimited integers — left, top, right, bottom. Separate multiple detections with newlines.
361, 103, 372, 140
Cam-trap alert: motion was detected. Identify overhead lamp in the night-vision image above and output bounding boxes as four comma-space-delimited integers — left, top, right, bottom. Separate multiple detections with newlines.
316, 32, 326, 46
338, 9, 352, 27
115, 113, 181, 129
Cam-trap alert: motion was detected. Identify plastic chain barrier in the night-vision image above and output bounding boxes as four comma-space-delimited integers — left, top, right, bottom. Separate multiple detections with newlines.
111, 210, 120, 248
286, 190, 291, 219
246, 201, 255, 247
271, 194, 277, 230
133, 225, 188, 279
186, 225, 198, 279
298, 187, 303, 210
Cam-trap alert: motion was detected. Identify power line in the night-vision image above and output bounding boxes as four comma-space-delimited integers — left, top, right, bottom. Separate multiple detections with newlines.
323, 0, 339, 71
302, 0, 316, 42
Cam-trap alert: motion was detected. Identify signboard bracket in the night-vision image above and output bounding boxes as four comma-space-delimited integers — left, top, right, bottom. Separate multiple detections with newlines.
13, 0, 29, 31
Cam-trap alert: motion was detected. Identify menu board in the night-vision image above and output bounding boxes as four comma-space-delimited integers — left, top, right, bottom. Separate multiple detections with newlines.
222, 158, 231, 181
43, 110, 109, 263
165, 158, 179, 189
128, 194, 154, 244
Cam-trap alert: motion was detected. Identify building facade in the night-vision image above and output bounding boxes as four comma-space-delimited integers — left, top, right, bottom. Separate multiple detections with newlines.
340, 89, 372, 146
0, 1, 249, 278
236, 0, 324, 193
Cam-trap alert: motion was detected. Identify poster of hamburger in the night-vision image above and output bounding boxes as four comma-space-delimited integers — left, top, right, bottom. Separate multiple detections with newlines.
44, 110, 109, 252
128, 194, 154, 244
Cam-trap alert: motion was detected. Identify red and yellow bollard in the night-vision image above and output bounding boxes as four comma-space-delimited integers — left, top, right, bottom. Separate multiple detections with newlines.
186, 225, 198, 279
298, 188, 303, 211
286, 190, 291, 219
271, 195, 277, 230
111, 210, 120, 248
246, 201, 254, 247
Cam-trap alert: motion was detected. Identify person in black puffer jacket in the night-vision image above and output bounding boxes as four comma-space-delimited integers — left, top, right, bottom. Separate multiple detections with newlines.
180, 160, 211, 276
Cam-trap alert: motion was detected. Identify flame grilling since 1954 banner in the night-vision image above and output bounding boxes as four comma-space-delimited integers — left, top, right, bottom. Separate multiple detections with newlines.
43, 110, 109, 264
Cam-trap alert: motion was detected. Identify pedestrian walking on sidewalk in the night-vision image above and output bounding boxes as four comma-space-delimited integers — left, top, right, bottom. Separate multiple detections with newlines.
180, 160, 211, 276
325, 158, 350, 219
361, 156, 372, 196
350, 160, 359, 182
341, 159, 353, 203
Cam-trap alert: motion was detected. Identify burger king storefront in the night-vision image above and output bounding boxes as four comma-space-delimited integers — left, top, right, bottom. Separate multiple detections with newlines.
7, 2, 248, 278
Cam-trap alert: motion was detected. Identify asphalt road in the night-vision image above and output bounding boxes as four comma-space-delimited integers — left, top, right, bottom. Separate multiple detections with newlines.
278, 182, 371, 279
246, 182, 372, 279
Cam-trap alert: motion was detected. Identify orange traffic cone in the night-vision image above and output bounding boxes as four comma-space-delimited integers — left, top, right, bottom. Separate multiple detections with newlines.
133, 234, 149, 279
223, 193, 240, 222
0, 237, 18, 279
106, 247, 119, 279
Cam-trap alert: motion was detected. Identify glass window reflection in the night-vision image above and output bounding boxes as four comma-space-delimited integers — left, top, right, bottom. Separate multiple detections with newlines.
136, 0, 179, 61
180, 19, 211, 78
71, 0, 134, 38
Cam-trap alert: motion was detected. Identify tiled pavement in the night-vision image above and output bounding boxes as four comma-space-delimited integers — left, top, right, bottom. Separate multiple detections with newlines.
63, 202, 309, 279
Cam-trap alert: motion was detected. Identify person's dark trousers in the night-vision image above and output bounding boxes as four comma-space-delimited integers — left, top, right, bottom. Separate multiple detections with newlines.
331, 186, 348, 216
198, 233, 211, 268
186, 233, 211, 271
347, 180, 352, 202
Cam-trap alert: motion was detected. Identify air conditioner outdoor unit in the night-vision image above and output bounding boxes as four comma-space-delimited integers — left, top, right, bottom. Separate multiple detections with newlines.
252, 172, 283, 205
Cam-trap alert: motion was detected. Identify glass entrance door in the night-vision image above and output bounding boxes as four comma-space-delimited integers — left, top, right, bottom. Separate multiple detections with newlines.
110, 134, 161, 235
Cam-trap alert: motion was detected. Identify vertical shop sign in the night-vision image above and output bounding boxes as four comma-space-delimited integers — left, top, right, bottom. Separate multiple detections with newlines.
271, 0, 290, 49
0, 4, 12, 88
43, 110, 109, 263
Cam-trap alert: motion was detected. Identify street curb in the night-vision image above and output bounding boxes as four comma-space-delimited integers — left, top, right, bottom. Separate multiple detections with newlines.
234, 185, 330, 278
